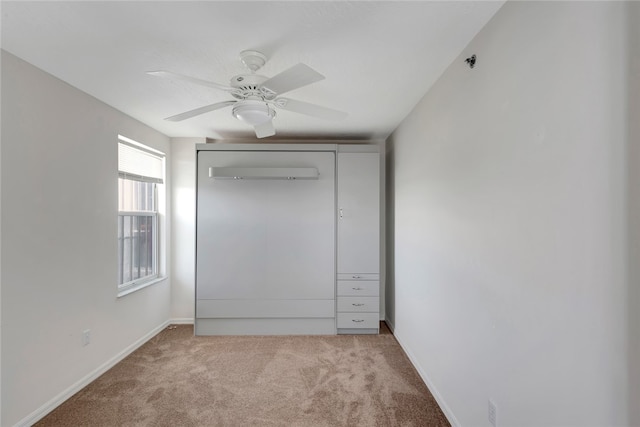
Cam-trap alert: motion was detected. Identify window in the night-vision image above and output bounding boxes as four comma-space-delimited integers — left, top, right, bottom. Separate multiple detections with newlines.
118, 136, 165, 295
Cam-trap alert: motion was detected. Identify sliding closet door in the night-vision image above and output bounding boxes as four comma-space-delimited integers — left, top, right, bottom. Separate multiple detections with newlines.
196, 150, 335, 334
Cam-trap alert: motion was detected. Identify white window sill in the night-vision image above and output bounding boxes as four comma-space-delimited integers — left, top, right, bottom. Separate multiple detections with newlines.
117, 276, 167, 298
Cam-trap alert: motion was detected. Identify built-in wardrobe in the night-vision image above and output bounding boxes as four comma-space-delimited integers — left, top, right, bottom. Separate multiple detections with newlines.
195, 143, 382, 335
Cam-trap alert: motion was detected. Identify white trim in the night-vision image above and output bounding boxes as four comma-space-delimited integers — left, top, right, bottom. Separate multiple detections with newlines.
117, 276, 167, 298
169, 318, 194, 325
197, 143, 338, 152
13, 320, 170, 427
119, 171, 163, 184
118, 134, 165, 157
392, 330, 461, 427
337, 143, 381, 153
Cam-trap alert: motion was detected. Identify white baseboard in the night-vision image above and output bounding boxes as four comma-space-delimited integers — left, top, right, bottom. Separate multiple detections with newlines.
392, 330, 461, 427
14, 320, 170, 427
169, 317, 194, 325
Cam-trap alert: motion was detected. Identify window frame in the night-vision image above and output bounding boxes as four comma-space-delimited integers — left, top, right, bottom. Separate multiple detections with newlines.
118, 209, 159, 290
117, 135, 166, 297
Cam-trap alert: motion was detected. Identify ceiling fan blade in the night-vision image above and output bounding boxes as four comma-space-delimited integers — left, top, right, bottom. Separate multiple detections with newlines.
165, 100, 237, 122
274, 98, 347, 121
148, 70, 237, 93
254, 120, 276, 138
260, 63, 324, 97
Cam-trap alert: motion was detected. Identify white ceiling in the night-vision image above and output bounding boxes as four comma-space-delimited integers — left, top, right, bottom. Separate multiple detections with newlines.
1, 1, 504, 141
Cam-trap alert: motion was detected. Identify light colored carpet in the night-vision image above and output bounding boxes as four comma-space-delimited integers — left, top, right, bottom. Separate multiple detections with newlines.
36, 323, 450, 426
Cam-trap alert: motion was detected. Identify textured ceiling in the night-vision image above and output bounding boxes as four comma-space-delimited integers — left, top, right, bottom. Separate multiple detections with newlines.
1, 1, 504, 141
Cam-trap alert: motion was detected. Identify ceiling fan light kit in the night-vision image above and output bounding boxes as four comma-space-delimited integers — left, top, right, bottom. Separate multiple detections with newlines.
148, 50, 347, 139
232, 101, 275, 126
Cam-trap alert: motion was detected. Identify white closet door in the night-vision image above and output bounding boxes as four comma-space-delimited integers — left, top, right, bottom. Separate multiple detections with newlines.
197, 150, 335, 300
337, 152, 380, 274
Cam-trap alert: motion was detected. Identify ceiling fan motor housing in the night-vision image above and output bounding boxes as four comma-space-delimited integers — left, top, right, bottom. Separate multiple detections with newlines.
230, 74, 272, 100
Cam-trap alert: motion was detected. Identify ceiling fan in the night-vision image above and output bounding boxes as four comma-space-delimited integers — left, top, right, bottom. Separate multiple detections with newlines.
148, 50, 347, 138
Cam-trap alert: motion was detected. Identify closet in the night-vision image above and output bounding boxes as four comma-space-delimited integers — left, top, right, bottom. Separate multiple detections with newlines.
336, 150, 381, 334
195, 143, 382, 335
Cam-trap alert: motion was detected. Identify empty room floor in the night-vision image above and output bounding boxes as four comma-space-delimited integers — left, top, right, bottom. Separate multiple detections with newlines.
36, 324, 449, 426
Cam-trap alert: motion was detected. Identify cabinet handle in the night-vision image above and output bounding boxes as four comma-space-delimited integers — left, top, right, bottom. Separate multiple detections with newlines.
352, 287, 363, 291
352, 303, 365, 307
352, 319, 365, 323
352, 275, 361, 279
339, 208, 344, 219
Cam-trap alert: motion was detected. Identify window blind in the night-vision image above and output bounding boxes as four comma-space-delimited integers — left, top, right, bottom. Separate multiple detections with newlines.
118, 141, 164, 184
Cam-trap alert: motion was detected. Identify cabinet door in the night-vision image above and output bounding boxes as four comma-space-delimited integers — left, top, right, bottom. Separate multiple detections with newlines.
337, 152, 380, 274
196, 150, 336, 300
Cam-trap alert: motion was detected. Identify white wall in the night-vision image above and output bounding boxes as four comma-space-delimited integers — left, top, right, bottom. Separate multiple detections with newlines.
628, 3, 640, 426
170, 137, 204, 321
0, 22, 4, 425
388, 2, 630, 426
384, 142, 395, 329
1, 51, 171, 426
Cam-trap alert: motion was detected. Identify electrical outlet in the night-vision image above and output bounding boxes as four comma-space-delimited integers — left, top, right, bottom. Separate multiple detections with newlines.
488, 399, 497, 427
82, 329, 91, 347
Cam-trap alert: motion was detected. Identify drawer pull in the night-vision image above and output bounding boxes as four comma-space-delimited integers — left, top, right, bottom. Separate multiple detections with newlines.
352, 287, 364, 291
352, 319, 365, 323
352, 275, 362, 279
352, 303, 365, 307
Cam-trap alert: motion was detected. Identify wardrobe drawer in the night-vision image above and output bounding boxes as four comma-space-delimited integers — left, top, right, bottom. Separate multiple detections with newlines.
337, 281, 379, 297
337, 273, 379, 281
337, 312, 379, 329
337, 297, 379, 313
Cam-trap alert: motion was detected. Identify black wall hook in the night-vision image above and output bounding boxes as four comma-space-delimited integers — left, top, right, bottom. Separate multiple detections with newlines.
465, 54, 477, 69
